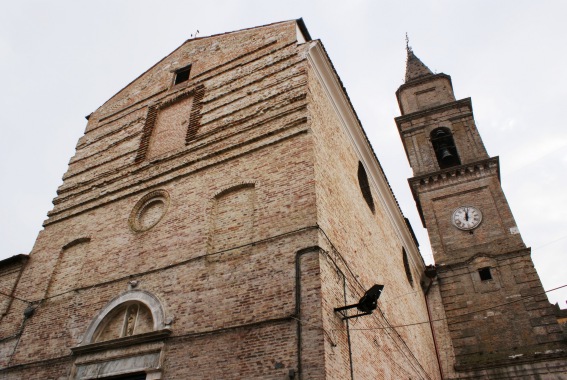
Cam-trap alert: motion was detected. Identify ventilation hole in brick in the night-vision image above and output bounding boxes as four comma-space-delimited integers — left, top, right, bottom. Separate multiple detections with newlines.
357, 161, 375, 213
478, 267, 493, 281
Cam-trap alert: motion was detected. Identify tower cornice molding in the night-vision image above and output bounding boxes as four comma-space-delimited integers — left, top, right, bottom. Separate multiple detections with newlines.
408, 157, 500, 226
396, 73, 454, 115
400, 112, 475, 136
409, 156, 500, 194
395, 97, 473, 128
396, 72, 452, 96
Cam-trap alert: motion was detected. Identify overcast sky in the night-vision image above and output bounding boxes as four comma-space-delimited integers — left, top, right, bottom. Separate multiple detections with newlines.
1, 1, 565, 306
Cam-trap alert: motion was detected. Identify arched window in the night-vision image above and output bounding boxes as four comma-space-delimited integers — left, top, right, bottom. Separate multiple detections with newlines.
94, 302, 154, 343
73, 291, 169, 379
402, 248, 414, 287
357, 162, 375, 213
80, 290, 166, 346
430, 128, 460, 169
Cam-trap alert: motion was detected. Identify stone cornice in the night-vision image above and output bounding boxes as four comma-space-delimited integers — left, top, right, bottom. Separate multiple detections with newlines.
396, 73, 453, 95
395, 97, 473, 130
407, 157, 500, 227
71, 329, 171, 356
306, 41, 424, 269
409, 156, 500, 193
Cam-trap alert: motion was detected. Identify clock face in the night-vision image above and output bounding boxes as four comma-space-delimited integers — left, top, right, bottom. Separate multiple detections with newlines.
452, 206, 482, 230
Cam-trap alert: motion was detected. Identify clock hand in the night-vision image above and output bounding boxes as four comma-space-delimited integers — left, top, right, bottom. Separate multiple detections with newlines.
465, 208, 469, 221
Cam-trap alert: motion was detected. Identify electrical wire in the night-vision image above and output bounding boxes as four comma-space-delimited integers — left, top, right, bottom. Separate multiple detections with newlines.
345, 284, 567, 331
533, 233, 567, 250
0, 290, 32, 304
4, 223, 563, 377
317, 227, 433, 380
1, 225, 320, 305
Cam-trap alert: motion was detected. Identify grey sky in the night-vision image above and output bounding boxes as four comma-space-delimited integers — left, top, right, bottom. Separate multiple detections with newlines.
1, 1, 566, 306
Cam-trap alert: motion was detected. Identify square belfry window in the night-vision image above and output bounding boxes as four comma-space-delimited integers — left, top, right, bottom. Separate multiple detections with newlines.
174, 65, 191, 85
478, 267, 493, 281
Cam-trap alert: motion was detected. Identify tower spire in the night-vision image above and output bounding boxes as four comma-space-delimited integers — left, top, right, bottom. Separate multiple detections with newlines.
404, 35, 433, 83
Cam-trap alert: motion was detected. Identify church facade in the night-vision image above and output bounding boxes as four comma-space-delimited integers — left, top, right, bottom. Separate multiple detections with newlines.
0, 19, 565, 379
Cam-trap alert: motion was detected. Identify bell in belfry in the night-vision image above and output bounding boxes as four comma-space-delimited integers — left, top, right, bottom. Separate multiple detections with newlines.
440, 146, 454, 163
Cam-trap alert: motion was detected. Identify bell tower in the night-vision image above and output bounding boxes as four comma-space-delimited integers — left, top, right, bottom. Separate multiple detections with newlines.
395, 46, 565, 370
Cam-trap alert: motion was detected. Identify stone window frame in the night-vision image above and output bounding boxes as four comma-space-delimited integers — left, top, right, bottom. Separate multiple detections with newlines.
469, 256, 501, 293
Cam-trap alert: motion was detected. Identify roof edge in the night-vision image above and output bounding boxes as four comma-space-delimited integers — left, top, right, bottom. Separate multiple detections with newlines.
90, 19, 302, 121
0, 254, 29, 268
306, 40, 426, 270
296, 18, 312, 42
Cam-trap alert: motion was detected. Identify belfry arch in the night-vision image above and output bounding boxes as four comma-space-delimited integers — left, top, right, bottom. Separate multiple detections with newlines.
430, 127, 460, 169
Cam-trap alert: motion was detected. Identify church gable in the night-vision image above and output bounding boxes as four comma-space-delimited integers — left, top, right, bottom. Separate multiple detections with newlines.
50, 21, 310, 226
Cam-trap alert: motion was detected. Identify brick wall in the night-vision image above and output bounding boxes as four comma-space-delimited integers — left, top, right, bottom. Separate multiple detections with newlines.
1, 21, 325, 379
1, 20, 448, 379
307, 48, 440, 379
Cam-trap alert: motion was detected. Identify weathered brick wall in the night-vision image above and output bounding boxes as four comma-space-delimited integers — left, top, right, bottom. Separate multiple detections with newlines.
0, 256, 27, 321
426, 280, 456, 379
397, 62, 567, 377
396, 99, 490, 177
1, 21, 330, 379
437, 250, 564, 367
306, 46, 440, 379
397, 75, 455, 114
49, 23, 308, 225
411, 163, 525, 265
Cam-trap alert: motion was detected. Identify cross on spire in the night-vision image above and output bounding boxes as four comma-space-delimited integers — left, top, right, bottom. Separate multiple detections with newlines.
404, 35, 433, 83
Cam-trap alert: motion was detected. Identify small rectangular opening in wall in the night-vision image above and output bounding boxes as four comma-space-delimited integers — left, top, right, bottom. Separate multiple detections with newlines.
174, 65, 191, 85
478, 267, 492, 281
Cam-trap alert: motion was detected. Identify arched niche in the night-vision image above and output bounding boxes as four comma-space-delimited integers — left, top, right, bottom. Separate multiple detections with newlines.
208, 183, 256, 255
72, 290, 170, 380
80, 290, 166, 346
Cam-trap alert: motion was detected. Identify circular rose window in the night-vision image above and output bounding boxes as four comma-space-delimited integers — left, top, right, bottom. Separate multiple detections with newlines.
129, 190, 170, 232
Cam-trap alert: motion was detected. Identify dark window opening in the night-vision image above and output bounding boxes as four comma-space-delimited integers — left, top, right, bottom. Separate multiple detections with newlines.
174, 65, 191, 85
357, 162, 375, 213
430, 128, 461, 169
402, 248, 414, 286
478, 267, 493, 281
